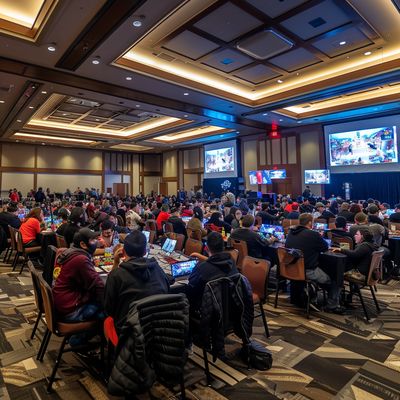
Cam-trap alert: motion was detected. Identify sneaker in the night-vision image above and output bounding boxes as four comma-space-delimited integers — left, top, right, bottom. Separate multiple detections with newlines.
326, 306, 347, 315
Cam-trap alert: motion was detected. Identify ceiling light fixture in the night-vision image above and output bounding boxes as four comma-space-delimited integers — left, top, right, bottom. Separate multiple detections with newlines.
135, 104, 140, 107
262, 113, 268, 116
0, 100, 4, 104
17, 119, 22, 122
132, 15, 145, 27
364, 51, 372, 56
339, 41, 346, 46
14, 133, 95, 144
41, 91, 47, 94
92, 57, 101, 65
277, 79, 283, 83
126, 76, 133, 81
28, 106, 34, 109
183, 92, 189, 96
47, 43, 57, 52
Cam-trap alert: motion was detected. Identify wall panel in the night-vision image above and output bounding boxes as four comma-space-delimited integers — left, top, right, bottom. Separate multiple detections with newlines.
132, 154, 140, 194
184, 174, 198, 191
2, 172, 34, 195
271, 139, 281, 165
37, 174, 101, 193
243, 140, 258, 187
143, 176, 160, 195
105, 174, 122, 191
163, 150, 177, 177
2, 144, 35, 168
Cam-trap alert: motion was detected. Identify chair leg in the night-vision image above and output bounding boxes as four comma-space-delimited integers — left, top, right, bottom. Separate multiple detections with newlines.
19, 256, 27, 274
3, 247, 10, 262
370, 285, 380, 313
274, 278, 280, 308
11, 252, 19, 271
259, 301, 270, 338
6, 248, 13, 263
37, 328, 50, 360
356, 286, 369, 321
180, 377, 186, 400
202, 347, 212, 386
30, 311, 42, 340
38, 330, 52, 362
305, 282, 310, 319
47, 336, 68, 393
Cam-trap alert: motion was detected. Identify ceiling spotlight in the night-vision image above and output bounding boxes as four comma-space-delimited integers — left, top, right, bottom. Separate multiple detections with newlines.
277, 79, 283, 83
262, 113, 268, 116
183, 114, 188, 117
132, 15, 145, 27
0, 100, 4, 104
17, 119, 22, 122
28, 106, 34, 109
135, 104, 140, 107
279, 119, 283, 121
47, 43, 57, 52
339, 41, 346, 46
41, 91, 47, 94
92, 57, 101, 65
126, 76, 133, 81
364, 51, 372, 56
62, 113, 68, 116
183, 92, 189, 96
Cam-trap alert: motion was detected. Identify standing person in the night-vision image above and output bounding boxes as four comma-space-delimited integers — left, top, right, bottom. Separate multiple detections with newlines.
302, 186, 312, 199
9, 189, 19, 203
34, 187, 46, 204
63, 207, 86, 247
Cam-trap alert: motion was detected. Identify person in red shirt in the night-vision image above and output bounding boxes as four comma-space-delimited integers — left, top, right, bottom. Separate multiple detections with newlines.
9, 188, 19, 203
19, 208, 44, 247
156, 204, 170, 232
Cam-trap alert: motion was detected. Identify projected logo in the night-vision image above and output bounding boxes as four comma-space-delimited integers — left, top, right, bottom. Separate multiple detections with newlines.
221, 180, 231, 190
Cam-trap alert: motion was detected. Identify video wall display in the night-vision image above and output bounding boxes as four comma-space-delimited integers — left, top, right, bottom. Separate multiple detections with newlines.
248, 169, 286, 185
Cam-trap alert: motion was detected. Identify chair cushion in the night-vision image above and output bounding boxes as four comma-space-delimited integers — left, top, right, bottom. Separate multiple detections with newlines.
25, 246, 41, 254
57, 320, 98, 335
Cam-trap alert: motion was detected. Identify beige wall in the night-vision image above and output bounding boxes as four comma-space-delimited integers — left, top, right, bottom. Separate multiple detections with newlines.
2, 172, 34, 195
2, 144, 35, 168
143, 176, 160, 195
37, 147, 102, 170
184, 174, 199, 191
167, 181, 178, 196
163, 150, 178, 178
132, 154, 140, 194
243, 140, 258, 187
143, 154, 160, 172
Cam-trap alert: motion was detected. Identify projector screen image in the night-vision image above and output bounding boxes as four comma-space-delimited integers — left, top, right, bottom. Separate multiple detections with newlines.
305, 169, 330, 184
328, 126, 398, 166
269, 169, 286, 179
205, 147, 234, 173
248, 170, 271, 184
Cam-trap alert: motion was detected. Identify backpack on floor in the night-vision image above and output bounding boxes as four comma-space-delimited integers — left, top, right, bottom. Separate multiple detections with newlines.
240, 340, 272, 371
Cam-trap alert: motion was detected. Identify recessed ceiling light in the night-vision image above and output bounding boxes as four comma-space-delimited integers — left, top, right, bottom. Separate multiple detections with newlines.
135, 104, 140, 107
183, 114, 188, 117
0, 100, 4, 104
92, 58, 100, 65
262, 113, 268, 116
339, 41, 346, 46
62, 113, 68, 116
183, 92, 189, 96
277, 79, 283, 83
297, 121, 302, 123
47, 43, 56, 52
17, 119, 22, 122
41, 91, 47, 94
126, 76, 133, 81
41, 143, 45, 146
364, 51, 372, 56
95, 119, 100, 122
28, 106, 34, 109
279, 119, 283, 121
132, 20, 142, 27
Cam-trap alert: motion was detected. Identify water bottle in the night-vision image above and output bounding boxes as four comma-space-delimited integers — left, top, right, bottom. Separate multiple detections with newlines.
112, 235, 120, 249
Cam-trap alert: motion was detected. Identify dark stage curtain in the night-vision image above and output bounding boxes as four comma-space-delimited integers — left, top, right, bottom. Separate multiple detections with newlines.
327, 172, 400, 206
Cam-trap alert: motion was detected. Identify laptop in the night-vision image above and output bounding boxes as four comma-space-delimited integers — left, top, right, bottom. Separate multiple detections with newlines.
162, 238, 177, 255
324, 238, 332, 247
143, 230, 150, 243
171, 259, 197, 280
181, 216, 191, 223
313, 222, 327, 231
259, 225, 285, 241
386, 209, 395, 216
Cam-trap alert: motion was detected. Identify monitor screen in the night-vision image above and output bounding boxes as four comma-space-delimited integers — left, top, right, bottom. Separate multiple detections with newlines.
313, 222, 327, 231
204, 140, 238, 178
269, 169, 286, 179
304, 169, 330, 184
162, 238, 177, 254
171, 260, 197, 278
248, 170, 271, 184
143, 230, 150, 243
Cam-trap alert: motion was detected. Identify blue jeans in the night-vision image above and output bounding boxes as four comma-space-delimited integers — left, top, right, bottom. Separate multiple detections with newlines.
64, 303, 104, 347
306, 267, 339, 309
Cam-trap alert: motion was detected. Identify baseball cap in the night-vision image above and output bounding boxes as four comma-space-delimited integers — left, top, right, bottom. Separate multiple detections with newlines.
315, 202, 324, 208
73, 228, 100, 246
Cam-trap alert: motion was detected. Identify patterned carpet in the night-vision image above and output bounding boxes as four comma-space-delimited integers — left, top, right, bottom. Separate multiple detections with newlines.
0, 263, 400, 399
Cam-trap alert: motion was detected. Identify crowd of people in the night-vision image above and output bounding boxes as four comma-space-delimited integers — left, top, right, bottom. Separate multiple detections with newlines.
0, 185, 398, 389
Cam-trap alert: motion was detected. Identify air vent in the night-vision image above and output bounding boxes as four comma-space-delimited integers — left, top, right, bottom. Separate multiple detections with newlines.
236, 29, 293, 60
309, 17, 326, 28
157, 53, 175, 62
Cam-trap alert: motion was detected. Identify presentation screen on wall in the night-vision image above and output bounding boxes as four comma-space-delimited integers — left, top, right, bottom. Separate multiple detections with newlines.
248, 170, 271, 184
204, 140, 238, 178
269, 169, 286, 179
324, 116, 400, 173
248, 171, 258, 185
305, 169, 330, 184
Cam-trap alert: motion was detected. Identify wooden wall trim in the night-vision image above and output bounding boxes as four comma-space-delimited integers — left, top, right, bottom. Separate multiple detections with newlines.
0, 166, 103, 174
183, 167, 203, 174
140, 171, 161, 177
162, 177, 178, 182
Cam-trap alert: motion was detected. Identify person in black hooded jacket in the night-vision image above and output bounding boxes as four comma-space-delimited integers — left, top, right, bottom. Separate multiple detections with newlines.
104, 230, 170, 336
187, 231, 238, 312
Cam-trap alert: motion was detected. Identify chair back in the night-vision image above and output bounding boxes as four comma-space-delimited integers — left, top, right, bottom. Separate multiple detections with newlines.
277, 247, 306, 281
187, 228, 202, 241
255, 216, 262, 227
8, 225, 17, 251
314, 218, 327, 225
145, 220, 157, 232
367, 250, 384, 286
116, 215, 125, 227
190, 252, 207, 261
42, 245, 58, 286
282, 219, 299, 234
164, 222, 174, 234
224, 248, 239, 264
56, 234, 67, 248
241, 256, 270, 302
328, 218, 336, 230
28, 261, 44, 313
332, 235, 353, 250
207, 224, 222, 233
231, 239, 248, 268
147, 230, 156, 244
388, 221, 400, 233
184, 238, 203, 256
38, 273, 57, 333
14, 229, 25, 253
166, 232, 185, 251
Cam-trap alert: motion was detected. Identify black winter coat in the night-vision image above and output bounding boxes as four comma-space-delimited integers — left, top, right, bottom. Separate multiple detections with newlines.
108, 293, 189, 396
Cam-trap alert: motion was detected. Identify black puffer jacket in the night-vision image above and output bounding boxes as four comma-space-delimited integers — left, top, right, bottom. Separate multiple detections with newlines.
199, 274, 254, 360
108, 293, 189, 396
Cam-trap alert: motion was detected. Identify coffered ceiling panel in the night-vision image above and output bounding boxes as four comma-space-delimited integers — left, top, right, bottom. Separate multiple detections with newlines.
245, 0, 309, 19
233, 64, 280, 84
201, 48, 253, 73
268, 47, 322, 72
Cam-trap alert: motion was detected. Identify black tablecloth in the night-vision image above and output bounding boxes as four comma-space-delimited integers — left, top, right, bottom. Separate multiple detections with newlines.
319, 251, 347, 287
388, 237, 400, 267
39, 231, 57, 258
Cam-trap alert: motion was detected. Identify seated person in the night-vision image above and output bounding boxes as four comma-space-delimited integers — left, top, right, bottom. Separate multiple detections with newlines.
104, 231, 170, 342
230, 214, 277, 259
230, 209, 243, 229
167, 207, 188, 238
367, 204, 384, 226
187, 207, 207, 238
332, 226, 378, 279
156, 204, 171, 232
350, 212, 385, 246
108, 213, 130, 234
285, 213, 342, 313
55, 208, 69, 236
187, 232, 239, 312
206, 212, 231, 233
337, 202, 354, 222
19, 208, 44, 247
330, 216, 354, 241
286, 203, 300, 220
52, 228, 104, 344
300, 199, 314, 214
389, 204, 400, 223
0, 202, 21, 236
315, 202, 335, 221
98, 219, 119, 248
63, 207, 86, 247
